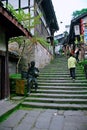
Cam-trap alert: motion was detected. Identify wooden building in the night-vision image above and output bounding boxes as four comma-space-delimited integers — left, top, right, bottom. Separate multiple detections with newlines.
1, 0, 59, 43
68, 13, 87, 45
0, 0, 59, 99
68, 13, 87, 60
0, 2, 31, 99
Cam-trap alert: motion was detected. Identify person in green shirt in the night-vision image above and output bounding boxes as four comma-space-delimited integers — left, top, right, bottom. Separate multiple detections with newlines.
68, 53, 77, 80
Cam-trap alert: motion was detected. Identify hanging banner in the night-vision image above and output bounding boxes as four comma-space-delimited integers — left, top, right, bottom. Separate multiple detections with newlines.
74, 25, 80, 35
84, 27, 87, 45
82, 17, 87, 45
80, 19, 84, 35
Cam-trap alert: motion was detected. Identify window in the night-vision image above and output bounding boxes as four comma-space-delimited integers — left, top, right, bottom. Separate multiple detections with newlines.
8, 0, 18, 9
21, 0, 28, 8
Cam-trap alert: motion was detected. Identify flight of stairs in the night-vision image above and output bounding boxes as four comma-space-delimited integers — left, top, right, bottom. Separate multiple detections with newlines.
22, 55, 87, 110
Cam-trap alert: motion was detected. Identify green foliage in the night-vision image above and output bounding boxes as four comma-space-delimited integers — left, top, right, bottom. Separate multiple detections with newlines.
9, 36, 31, 48
7, 3, 48, 49
54, 40, 58, 45
79, 60, 87, 66
72, 8, 87, 18
59, 48, 63, 53
6, 3, 51, 72
6, 3, 41, 30
36, 37, 51, 49
9, 74, 21, 79
6, 4, 26, 23
63, 31, 68, 37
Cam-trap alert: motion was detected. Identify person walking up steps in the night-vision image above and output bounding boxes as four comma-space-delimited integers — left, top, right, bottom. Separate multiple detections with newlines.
68, 53, 77, 81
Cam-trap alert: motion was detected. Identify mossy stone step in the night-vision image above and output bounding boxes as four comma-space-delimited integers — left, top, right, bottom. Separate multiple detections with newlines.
29, 93, 87, 99
39, 74, 85, 77
38, 86, 87, 90
38, 77, 86, 80
22, 56, 87, 110
38, 79, 87, 83
21, 102, 87, 110
38, 82, 87, 86
24, 97, 87, 104
31, 89, 87, 94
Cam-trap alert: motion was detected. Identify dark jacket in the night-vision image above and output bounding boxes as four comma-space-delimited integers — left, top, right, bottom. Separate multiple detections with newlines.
28, 66, 39, 78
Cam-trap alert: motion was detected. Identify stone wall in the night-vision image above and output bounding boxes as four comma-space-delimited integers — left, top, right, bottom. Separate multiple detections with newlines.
35, 42, 53, 68
23, 42, 53, 69
9, 42, 53, 73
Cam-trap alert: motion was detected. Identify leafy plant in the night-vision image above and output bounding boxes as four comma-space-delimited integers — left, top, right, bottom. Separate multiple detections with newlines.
6, 3, 50, 73
36, 37, 50, 49
6, 3, 41, 31
72, 8, 87, 18
79, 60, 87, 66
54, 40, 58, 45
9, 36, 32, 73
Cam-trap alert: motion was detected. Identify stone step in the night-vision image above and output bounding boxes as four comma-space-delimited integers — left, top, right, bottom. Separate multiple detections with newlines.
38, 82, 87, 86
38, 79, 87, 83
39, 73, 85, 77
41, 71, 68, 73
39, 74, 85, 77
39, 73, 84, 76
40, 73, 70, 75
42, 68, 69, 70
24, 97, 87, 104
40, 68, 83, 70
37, 86, 87, 90
41, 66, 82, 68
21, 102, 87, 110
40, 72, 84, 75
38, 76, 85, 79
21, 56, 87, 110
31, 89, 87, 94
29, 93, 87, 99
38, 77, 86, 80
40, 66, 82, 68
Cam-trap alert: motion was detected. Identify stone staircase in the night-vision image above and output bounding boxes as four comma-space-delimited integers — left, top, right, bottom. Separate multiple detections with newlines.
22, 55, 87, 110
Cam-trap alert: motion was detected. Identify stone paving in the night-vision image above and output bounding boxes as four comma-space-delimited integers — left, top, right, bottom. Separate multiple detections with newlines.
0, 107, 87, 130
0, 97, 24, 118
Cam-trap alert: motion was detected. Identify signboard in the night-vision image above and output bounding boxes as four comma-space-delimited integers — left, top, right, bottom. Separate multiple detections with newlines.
84, 28, 87, 45
82, 17, 87, 45
74, 25, 80, 35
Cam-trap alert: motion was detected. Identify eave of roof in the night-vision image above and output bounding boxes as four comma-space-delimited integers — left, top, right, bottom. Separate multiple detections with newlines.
68, 13, 87, 44
41, 0, 59, 32
69, 12, 87, 34
72, 12, 87, 23
0, 2, 32, 39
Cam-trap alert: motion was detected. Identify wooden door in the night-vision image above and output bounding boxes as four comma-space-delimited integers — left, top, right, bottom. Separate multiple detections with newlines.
0, 58, 1, 99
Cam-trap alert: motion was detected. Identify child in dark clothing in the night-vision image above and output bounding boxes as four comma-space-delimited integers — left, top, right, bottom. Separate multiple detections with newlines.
27, 61, 39, 93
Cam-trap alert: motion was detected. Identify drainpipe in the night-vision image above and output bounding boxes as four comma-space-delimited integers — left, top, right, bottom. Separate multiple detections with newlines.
51, 29, 55, 57
47, 30, 55, 57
